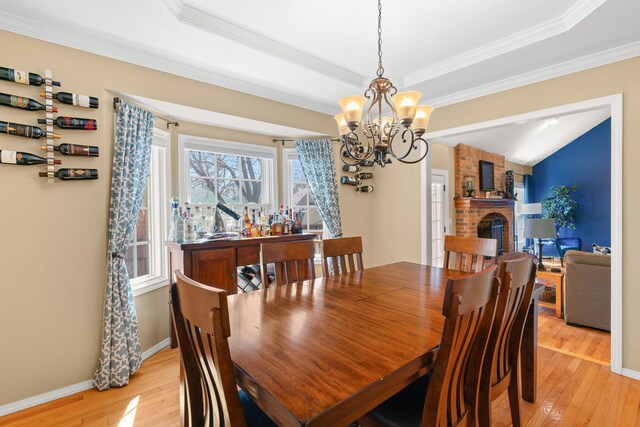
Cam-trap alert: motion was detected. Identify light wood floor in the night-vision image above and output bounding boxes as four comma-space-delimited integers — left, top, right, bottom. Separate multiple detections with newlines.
1, 316, 635, 426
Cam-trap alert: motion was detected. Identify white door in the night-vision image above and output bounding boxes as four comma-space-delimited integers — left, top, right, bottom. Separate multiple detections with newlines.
431, 171, 448, 267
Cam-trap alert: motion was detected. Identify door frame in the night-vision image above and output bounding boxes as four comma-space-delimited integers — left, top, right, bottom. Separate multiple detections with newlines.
420, 94, 623, 375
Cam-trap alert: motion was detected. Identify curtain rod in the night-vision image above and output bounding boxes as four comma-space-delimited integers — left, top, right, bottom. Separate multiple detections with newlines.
113, 97, 180, 129
272, 137, 341, 146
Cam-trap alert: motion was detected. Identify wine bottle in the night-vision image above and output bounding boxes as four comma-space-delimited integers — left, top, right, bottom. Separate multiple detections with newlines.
341, 176, 360, 186
361, 160, 374, 167
41, 91, 99, 109
0, 67, 60, 86
356, 172, 374, 180
38, 117, 97, 130
0, 93, 57, 112
38, 168, 98, 180
357, 185, 374, 193
0, 121, 60, 140
0, 150, 61, 165
41, 143, 99, 157
342, 165, 361, 172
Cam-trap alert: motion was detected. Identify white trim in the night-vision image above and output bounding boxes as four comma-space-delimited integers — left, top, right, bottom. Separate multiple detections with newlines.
163, 0, 364, 87
430, 168, 450, 267
0, 338, 172, 417
141, 338, 172, 360
429, 40, 640, 108
422, 94, 623, 375
405, 0, 606, 85
621, 368, 640, 381
420, 150, 432, 265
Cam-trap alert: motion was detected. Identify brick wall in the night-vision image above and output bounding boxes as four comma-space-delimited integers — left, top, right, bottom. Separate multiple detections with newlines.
454, 199, 514, 253
454, 143, 506, 198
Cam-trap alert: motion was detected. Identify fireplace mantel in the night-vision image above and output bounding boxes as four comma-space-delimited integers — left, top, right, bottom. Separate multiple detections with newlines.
454, 198, 515, 209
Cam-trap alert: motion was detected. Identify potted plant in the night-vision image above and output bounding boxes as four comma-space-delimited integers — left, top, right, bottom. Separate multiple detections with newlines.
541, 185, 580, 230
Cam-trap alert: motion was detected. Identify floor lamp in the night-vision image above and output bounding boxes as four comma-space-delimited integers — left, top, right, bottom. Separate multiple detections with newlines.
525, 218, 557, 271
520, 203, 542, 251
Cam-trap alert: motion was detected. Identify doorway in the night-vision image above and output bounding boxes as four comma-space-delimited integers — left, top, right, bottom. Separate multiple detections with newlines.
420, 94, 623, 375
431, 169, 449, 267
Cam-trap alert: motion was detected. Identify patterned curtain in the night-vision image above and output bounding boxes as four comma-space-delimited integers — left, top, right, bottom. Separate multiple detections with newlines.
94, 101, 156, 391
294, 139, 343, 238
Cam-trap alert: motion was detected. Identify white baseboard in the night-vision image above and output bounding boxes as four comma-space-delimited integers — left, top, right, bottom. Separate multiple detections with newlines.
0, 338, 171, 418
621, 368, 640, 381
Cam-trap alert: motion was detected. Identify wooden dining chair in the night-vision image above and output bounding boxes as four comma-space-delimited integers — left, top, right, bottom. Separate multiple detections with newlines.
259, 240, 316, 287
443, 235, 498, 273
170, 271, 276, 426
478, 252, 536, 427
360, 265, 500, 427
322, 236, 364, 276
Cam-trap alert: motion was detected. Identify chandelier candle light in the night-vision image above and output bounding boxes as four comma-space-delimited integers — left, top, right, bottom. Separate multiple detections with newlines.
335, 0, 434, 167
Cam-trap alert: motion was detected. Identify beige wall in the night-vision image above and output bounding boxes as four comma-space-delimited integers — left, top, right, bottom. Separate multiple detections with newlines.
0, 30, 368, 406
506, 160, 533, 183
373, 56, 640, 371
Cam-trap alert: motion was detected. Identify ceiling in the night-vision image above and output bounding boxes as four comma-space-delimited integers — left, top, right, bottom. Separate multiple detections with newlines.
118, 93, 324, 138
1, 0, 638, 116
431, 108, 611, 166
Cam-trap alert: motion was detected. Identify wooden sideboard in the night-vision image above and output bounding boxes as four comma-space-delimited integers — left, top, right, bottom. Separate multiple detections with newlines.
166, 233, 318, 295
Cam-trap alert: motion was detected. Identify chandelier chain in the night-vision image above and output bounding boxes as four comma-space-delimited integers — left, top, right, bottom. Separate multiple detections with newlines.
376, 0, 384, 77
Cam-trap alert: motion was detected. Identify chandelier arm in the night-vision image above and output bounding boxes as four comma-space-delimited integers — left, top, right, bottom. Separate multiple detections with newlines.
389, 129, 430, 163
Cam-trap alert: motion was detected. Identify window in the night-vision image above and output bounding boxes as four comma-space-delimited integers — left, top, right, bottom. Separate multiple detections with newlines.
126, 128, 171, 296
515, 182, 527, 251
179, 135, 276, 216
282, 149, 324, 234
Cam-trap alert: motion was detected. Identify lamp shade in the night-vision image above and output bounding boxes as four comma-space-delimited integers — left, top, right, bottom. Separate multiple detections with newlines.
412, 105, 434, 131
521, 203, 542, 215
338, 96, 366, 125
392, 91, 421, 120
524, 218, 556, 239
334, 113, 349, 136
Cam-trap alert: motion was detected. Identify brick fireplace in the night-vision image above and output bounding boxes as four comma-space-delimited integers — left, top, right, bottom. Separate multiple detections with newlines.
454, 143, 515, 253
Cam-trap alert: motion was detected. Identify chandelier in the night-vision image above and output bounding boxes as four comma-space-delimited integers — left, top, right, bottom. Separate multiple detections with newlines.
335, 0, 434, 167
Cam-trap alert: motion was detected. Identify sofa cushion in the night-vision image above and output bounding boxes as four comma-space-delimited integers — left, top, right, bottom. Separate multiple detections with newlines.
565, 250, 611, 267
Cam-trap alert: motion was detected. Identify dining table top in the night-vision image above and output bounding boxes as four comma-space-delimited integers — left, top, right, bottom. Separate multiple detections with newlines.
227, 261, 472, 427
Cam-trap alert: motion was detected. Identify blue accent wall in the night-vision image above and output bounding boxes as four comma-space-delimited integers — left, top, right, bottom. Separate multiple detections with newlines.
531, 118, 611, 251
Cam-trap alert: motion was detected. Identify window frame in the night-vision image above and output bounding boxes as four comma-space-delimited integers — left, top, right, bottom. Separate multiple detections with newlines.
178, 134, 277, 214
130, 128, 172, 297
514, 181, 527, 252
282, 148, 325, 237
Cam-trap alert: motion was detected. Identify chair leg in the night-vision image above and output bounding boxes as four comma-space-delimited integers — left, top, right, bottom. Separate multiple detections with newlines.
507, 372, 522, 427
477, 391, 491, 427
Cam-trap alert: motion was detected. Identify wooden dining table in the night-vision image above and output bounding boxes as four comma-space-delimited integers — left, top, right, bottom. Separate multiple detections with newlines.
227, 261, 543, 426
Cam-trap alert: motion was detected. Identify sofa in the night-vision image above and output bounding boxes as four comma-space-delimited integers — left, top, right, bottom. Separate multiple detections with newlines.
564, 250, 611, 331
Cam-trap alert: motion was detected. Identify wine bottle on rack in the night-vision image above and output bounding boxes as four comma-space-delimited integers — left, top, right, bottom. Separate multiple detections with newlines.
40, 143, 99, 157
0, 67, 60, 86
0, 93, 57, 112
41, 91, 99, 109
340, 176, 360, 186
0, 121, 61, 140
38, 117, 97, 130
356, 172, 373, 180
0, 150, 61, 165
361, 160, 374, 167
38, 168, 98, 180
342, 165, 361, 172
357, 185, 374, 193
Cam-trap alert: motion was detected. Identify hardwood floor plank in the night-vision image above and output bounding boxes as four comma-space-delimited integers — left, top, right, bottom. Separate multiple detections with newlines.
588, 371, 622, 426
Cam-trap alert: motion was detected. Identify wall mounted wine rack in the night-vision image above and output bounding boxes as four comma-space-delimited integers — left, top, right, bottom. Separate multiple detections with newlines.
0, 66, 100, 182
340, 162, 374, 193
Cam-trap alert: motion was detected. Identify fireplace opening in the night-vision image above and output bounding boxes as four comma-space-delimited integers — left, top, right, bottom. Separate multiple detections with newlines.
478, 217, 504, 255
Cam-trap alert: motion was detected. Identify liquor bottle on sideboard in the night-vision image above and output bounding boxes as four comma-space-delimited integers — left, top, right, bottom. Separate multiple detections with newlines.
184, 207, 196, 241
341, 176, 360, 186
40, 91, 99, 109
38, 117, 97, 130
0, 121, 61, 140
168, 198, 180, 241
357, 185, 374, 193
0, 93, 57, 112
292, 213, 303, 234
0, 150, 61, 165
38, 169, 98, 180
175, 207, 185, 243
0, 67, 60, 86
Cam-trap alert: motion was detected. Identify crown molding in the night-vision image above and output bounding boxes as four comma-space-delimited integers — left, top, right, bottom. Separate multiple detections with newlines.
405, 0, 608, 86
163, 0, 365, 87
429, 39, 640, 107
0, 11, 338, 115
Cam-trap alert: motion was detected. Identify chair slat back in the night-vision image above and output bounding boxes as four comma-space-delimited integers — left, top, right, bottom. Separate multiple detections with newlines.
322, 237, 364, 275
443, 235, 498, 273
260, 240, 316, 286
423, 265, 500, 427
170, 271, 246, 427
478, 252, 536, 425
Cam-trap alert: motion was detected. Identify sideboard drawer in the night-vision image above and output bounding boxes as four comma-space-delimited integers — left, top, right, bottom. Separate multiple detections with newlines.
237, 245, 260, 266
